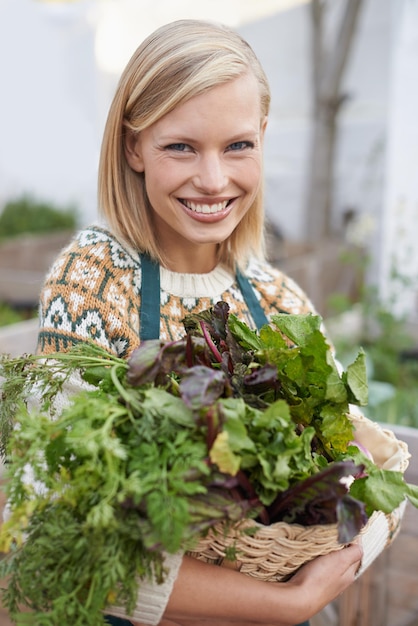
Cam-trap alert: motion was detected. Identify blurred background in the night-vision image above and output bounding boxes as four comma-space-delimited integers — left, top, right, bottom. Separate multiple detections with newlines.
0, 0, 416, 300
1, 0, 418, 308
2, 0, 418, 426
0, 2, 418, 623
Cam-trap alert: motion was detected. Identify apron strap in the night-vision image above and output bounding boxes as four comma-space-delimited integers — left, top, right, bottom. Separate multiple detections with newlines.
235, 268, 269, 330
139, 255, 269, 340
139, 253, 161, 341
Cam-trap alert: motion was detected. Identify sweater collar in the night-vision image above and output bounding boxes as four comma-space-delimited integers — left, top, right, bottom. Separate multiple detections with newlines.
160, 264, 235, 297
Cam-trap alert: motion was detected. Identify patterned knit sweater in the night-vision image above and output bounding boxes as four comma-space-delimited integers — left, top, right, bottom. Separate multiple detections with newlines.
37, 225, 316, 358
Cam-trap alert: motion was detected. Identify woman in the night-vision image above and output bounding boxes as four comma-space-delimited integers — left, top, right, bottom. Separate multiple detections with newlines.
37, 19, 362, 626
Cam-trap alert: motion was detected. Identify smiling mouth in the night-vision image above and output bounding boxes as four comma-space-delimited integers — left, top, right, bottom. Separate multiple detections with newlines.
180, 199, 232, 214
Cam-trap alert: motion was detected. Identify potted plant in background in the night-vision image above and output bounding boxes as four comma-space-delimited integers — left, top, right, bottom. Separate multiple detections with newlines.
0, 195, 78, 355
0, 194, 78, 314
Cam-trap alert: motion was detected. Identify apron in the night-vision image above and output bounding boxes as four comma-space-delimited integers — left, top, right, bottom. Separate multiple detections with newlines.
105, 256, 309, 626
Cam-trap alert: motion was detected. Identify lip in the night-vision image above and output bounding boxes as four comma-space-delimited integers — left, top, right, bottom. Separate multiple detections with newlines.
178, 198, 235, 222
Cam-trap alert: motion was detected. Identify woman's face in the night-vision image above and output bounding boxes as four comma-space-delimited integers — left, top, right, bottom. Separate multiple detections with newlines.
125, 72, 267, 273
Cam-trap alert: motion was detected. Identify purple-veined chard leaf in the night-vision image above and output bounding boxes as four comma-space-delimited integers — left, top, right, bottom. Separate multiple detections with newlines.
243, 363, 280, 396
179, 365, 227, 410
266, 461, 367, 541
336, 494, 368, 543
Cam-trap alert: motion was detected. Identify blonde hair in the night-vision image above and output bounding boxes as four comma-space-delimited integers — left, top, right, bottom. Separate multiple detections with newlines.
98, 19, 271, 270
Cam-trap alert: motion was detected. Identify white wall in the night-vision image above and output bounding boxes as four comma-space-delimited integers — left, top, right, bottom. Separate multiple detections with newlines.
1, 0, 417, 319
240, 5, 311, 239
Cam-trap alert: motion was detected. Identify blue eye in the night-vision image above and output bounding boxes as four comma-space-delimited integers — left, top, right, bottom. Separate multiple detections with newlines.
166, 143, 190, 152
228, 141, 254, 151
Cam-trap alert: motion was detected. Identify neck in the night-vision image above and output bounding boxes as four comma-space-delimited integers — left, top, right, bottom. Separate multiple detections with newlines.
162, 244, 219, 274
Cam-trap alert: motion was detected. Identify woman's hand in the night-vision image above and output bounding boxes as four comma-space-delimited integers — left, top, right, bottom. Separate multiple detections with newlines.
159, 542, 363, 626
286, 541, 363, 620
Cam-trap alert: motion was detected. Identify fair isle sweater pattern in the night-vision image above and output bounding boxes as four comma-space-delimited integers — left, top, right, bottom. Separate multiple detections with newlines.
37, 225, 316, 358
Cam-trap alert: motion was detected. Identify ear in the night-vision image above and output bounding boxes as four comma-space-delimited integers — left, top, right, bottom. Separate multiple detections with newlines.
260, 116, 268, 140
124, 130, 145, 172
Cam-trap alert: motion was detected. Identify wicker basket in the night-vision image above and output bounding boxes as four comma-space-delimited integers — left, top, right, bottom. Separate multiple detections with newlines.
187, 413, 411, 581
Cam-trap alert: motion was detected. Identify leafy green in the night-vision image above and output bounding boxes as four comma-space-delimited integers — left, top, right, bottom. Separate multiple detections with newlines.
0, 302, 416, 625
344, 348, 368, 405
0, 380, 254, 625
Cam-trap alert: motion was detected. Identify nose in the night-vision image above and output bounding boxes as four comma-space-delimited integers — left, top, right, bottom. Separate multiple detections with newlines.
193, 153, 227, 194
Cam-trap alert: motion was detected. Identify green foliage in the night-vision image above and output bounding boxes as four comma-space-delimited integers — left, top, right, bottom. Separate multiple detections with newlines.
0, 195, 78, 240
0, 302, 31, 327
327, 266, 418, 428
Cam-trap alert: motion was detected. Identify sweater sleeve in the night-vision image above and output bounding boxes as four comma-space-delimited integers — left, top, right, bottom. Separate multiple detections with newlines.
106, 551, 184, 625
37, 226, 143, 358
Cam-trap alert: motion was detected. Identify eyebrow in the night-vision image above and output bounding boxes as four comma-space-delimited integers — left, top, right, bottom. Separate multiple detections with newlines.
158, 129, 260, 144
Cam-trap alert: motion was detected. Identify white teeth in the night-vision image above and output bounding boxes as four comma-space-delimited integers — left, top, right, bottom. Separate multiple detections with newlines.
183, 200, 229, 214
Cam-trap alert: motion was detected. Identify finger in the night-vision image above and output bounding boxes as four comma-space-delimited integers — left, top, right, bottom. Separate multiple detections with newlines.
344, 538, 363, 567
